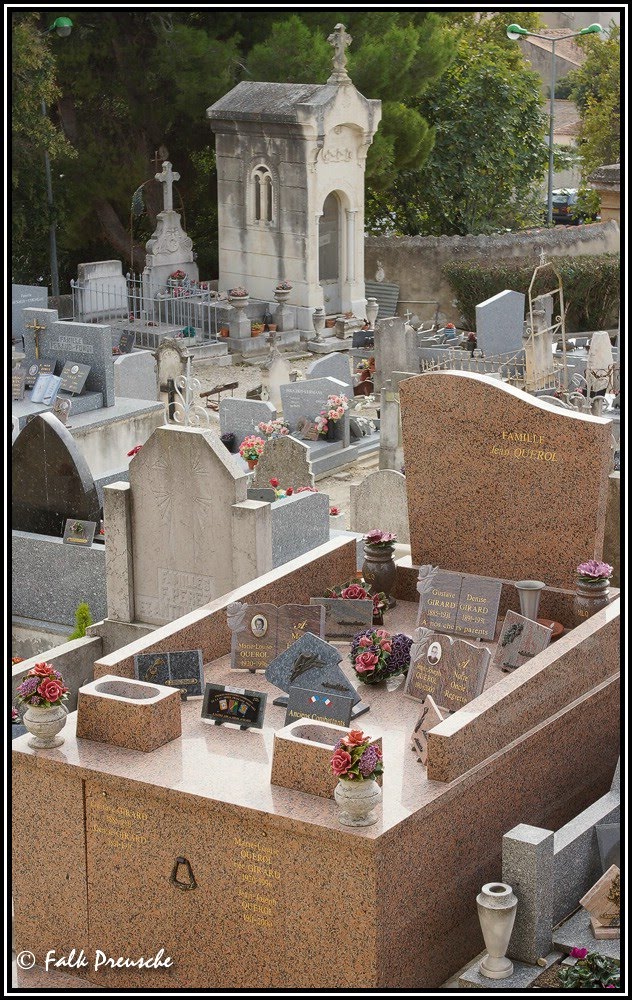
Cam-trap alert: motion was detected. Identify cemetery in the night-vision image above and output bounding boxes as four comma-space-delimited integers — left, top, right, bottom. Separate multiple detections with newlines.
11, 13, 621, 994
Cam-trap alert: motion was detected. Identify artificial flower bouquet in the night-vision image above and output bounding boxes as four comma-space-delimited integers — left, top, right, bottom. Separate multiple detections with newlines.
15, 662, 69, 709
330, 730, 383, 781
228, 285, 248, 297
363, 528, 397, 549
257, 419, 290, 439
239, 435, 266, 462
576, 560, 613, 581
315, 394, 349, 435
324, 581, 387, 623
350, 628, 413, 684
275, 279, 292, 290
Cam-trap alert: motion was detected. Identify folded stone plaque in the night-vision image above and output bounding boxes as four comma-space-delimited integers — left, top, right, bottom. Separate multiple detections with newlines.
285, 684, 354, 729
265, 632, 360, 709
25, 361, 54, 388
30, 373, 61, 405
228, 602, 325, 671
490, 611, 552, 673
202, 683, 267, 729
59, 361, 91, 395
416, 566, 502, 641
63, 518, 97, 546
134, 649, 204, 698
404, 628, 491, 712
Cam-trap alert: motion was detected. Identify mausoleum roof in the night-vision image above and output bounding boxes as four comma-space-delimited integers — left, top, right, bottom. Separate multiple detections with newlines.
208, 81, 343, 124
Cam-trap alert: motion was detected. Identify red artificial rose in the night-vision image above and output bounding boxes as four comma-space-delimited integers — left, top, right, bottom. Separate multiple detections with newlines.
331, 748, 352, 777
269, 478, 279, 488
354, 651, 378, 674
32, 662, 55, 677
37, 678, 66, 703
341, 584, 368, 600
345, 730, 367, 746
285, 487, 294, 496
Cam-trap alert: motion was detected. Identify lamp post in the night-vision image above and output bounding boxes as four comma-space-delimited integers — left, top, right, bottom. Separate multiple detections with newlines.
506, 22, 602, 225
41, 16, 73, 298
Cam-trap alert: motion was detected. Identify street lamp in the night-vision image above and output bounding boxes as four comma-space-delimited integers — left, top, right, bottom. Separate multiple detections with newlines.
506, 22, 602, 225
41, 16, 74, 297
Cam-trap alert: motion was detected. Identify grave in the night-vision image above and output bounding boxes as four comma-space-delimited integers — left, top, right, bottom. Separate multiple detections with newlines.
219, 397, 277, 448
399, 371, 612, 588
349, 469, 409, 543
306, 352, 354, 394
113, 349, 159, 401
374, 317, 418, 392
142, 160, 199, 301
74, 260, 127, 320
252, 436, 314, 490
475, 289, 525, 357
11, 283, 48, 343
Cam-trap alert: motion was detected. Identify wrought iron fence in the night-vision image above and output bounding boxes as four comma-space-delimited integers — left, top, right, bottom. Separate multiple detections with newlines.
417, 347, 564, 390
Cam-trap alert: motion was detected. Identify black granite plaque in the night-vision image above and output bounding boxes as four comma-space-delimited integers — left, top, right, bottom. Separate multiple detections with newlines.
285, 685, 354, 728
30, 373, 61, 405
118, 329, 136, 353
247, 488, 277, 503
201, 683, 267, 729
134, 653, 170, 686
165, 650, 204, 698
62, 518, 97, 546
12, 370, 26, 401
265, 632, 360, 707
25, 361, 55, 387
59, 361, 91, 395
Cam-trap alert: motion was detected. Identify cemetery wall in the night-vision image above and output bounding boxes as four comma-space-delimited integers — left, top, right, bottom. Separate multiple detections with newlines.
365, 220, 619, 325
12, 531, 107, 627
12, 636, 102, 712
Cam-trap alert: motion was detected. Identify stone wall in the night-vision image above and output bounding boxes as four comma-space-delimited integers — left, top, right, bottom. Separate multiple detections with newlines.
12, 531, 107, 628
12, 636, 103, 712
365, 221, 620, 326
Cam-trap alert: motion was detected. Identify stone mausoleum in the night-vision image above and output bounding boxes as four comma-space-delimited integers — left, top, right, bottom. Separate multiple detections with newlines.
208, 24, 381, 327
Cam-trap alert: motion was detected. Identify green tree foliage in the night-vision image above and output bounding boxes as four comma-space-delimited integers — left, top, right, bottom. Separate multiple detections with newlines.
564, 23, 620, 174
69, 602, 93, 640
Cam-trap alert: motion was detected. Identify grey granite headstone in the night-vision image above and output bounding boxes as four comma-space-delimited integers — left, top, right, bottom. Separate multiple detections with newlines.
265, 631, 360, 706
219, 397, 276, 448
280, 376, 350, 445
306, 352, 353, 393
247, 488, 277, 503
23, 309, 115, 406
253, 436, 314, 489
270, 491, 329, 568
12, 284, 48, 341
113, 350, 158, 401
12, 412, 101, 536
475, 289, 525, 357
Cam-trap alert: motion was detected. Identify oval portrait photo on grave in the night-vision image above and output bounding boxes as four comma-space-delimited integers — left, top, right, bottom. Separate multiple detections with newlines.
250, 614, 269, 638
426, 641, 443, 665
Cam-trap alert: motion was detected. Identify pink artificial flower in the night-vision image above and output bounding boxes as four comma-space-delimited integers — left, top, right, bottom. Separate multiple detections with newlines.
329, 506, 340, 516
380, 641, 392, 653
375, 629, 389, 639
341, 584, 368, 600
358, 636, 373, 647
570, 948, 589, 959
576, 560, 613, 579
344, 730, 368, 747
355, 651, 378, 674
330, 748, 352, 777
37, 678, 67, 703
32, 662, 55, 677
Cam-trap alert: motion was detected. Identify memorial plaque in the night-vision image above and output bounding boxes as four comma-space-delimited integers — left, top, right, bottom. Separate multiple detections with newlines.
167, 650, 205, 698
25, 361, 55, 387
135, 653, 170, 686
490, 611, 552, 673
309, 597, 374, 640
62, 518, 97, 546
246, 488, 277, 503
59, 361, 91, 395
580, 865, 620, 929
285, 685, 354, 728
295, 417, 320, 441
12, 370, 26, 401
52, 397, 72, 426
228, 602, 325, 671
410, 696, 447, 766
118, 329, 136, 354
416, 566, 501, 641
30, 373, 62, 405
202, 683, 267, 729
265, 631, 360, 707
404, 629, 491, 712
596, 824, 620, 872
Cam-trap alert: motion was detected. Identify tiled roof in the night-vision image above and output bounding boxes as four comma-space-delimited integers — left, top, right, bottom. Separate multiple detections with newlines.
524, 30, 584, 66
588, 163, 621, 188
543, 99, 582, 138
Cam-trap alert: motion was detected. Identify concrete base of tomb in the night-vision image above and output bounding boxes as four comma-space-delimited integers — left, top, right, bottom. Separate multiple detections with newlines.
306, 336, 353, 353
459, 950, 562, 989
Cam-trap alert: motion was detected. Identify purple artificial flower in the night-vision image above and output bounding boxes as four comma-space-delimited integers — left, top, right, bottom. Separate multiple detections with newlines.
570, 947, 589, 959
30, 696, 42, 706
576, 560, 613, 579
358, 744, 381, 777
16, 677, 39, 698
12, 707, 19, 723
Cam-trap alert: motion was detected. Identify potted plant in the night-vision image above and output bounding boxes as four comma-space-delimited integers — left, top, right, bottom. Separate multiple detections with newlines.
15, 662, 69, 748
315, 394, 349, 441
349, 627, 412, 685
330, 729, 383, 826
573, 559, 613, 624
557, 950, 620, 990
219, 326, 230, 338
361, 529, 398, 608
274, 280, 292, 304
239, 435, 265, 469
251, 322, 264, 338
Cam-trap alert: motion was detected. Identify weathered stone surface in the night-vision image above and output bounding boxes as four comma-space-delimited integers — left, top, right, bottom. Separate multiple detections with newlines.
349, 469, 409, 542
113, 350, 159, 401
219, 397, 276, 448
12, 284, 48, 341
502, 824, 555, 964
399, 372, 612, 588
374, 317, 417, 391
270, 491, 329, 567
306, 352, 353, 393
475, 289, 525, 357
253, 436, 314, 489
12, 412, 101, 536
23, 310, 115, 406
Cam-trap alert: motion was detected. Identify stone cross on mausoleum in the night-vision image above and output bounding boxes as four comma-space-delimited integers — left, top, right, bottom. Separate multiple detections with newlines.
327, 23, 352, 83
155, 160, 180, 213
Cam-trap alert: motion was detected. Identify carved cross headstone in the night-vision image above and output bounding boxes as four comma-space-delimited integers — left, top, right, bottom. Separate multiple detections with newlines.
155, 160, 180, 213
327, 23, 352, 83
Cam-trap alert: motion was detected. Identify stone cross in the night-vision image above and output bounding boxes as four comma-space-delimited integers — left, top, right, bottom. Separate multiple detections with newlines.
404, 310, 413, 323
155, 160, 180, 213
25, 317, 47, 359
327, 23, 352, 83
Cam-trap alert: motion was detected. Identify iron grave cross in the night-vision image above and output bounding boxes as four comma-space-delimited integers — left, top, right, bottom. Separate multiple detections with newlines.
327, 23, 352, 83
155, 160, 180, 213
25, 317, 47, 359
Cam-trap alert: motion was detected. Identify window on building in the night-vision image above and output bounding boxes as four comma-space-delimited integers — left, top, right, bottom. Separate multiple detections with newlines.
253, 165, 273, 223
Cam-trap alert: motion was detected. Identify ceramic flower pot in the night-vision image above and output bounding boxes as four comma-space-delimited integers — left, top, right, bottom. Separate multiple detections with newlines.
334, 777, 382, 827
476, 882, 518, 980
362, 543, 397, 609
246, 458, 258, 470
573, 577, 610, 626
23, 703, 68, 749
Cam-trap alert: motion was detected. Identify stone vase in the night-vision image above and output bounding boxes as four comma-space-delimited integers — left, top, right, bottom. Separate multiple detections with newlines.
334, 777, 382, 827
274, 288, 291, 305
312, 307, 326, 341
362, 543, 397, 609
325, 421, 338, 442
573, 576, 610, 626
514, 580, 546, 621
23, 703, 68, 749
366, 297, 379, 330
476, 882, 518, 980
228, 294, 249, 310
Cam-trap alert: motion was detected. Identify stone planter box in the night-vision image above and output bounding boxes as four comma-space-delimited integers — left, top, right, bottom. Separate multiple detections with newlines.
271, 718, 383, 799
76, 674, 181, 752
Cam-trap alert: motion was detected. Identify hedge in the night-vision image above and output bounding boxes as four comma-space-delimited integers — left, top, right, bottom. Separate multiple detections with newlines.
443, 253, 620, 333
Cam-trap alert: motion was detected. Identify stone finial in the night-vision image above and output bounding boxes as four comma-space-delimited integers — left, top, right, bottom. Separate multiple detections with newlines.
155, 160, 180, 213
327, 23, 352, 84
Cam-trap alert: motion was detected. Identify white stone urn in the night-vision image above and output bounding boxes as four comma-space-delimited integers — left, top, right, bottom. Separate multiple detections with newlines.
23, 704, 68, 749
366, 297, 379, 330
228, 293, 249, 310
312, 307, 326, 341
476, 882, 518, 980
274, 286, 292, 305
334, 777, 382, 827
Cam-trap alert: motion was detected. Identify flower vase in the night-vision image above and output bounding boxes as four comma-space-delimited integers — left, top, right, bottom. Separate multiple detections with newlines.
573, 576, 610, 626
476, 882, 518, 980
246, 459, 258, 470
362, 543, 397, 609
325, 422, 337, 442
23, 704, 68, 749
334, 777, 382, 827
312, 307, 326, 341
274, 288, 291, 305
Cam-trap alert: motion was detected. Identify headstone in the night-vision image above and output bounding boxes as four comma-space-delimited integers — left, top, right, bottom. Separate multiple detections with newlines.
142, 161, 199, 301
475, 289, 525, 357
113, 350, 159, 401
490, 611, 553, 673
374, 317, 417, 392
12, 412, 101, 536
228, 601, 325, 671
404, 629, 491, 712
154, 337, 189, 386
21, 308, 59, 367
265, 631, 360, 707
202, 683, 267, 730
59, 361, 91, 395
12, 284, 48, 342
400, 372, 612, 588
280, 376, 350, 445
261, 349, 291, 410
309, 597, 374, 640
415, 567, 501, 642
306, 352, 353, 393
12, 370, 26, 401
62, 518, 97, 546
349, 469, 410, 543
410, 696, 446, 765
285, 685, 354, 729
252, 436, 314, 490
76, 260, 127, 319
219, 397, 276, 448
23, 309, 115, 406
586, 331, 614, 396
